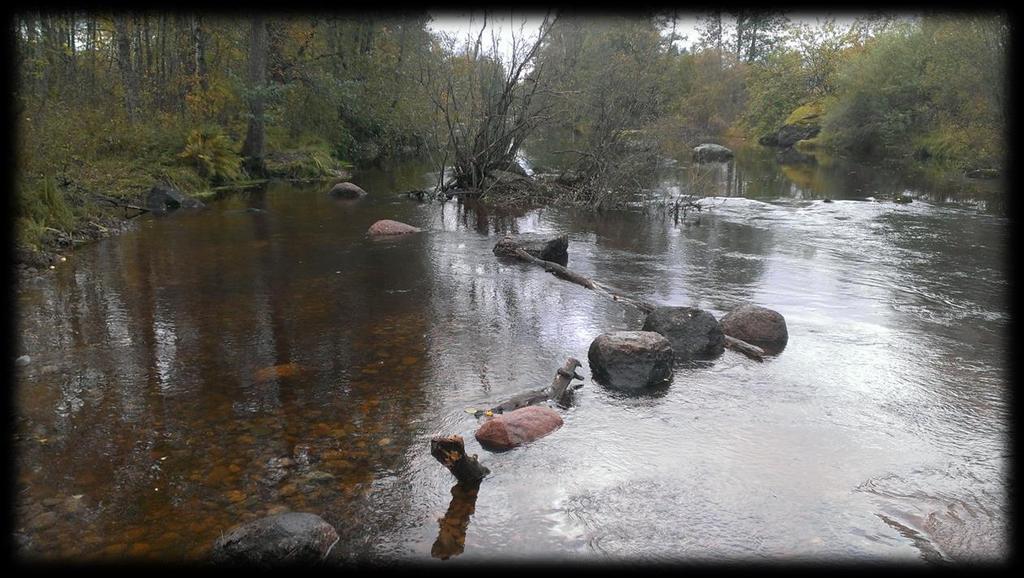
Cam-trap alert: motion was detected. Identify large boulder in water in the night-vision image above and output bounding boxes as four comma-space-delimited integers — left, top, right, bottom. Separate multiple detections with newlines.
145, 184, 204, 212
329, 181, 367, 199
211, 512, 338, 567
474, 405, 564, 452
367, 219, 421, 236
775, 123, 821, 148
642, 306, 724, 360
588, 331, 674, 390
692, 144, 734, 163
496, 233, 569, 265
720, 304, 788, 354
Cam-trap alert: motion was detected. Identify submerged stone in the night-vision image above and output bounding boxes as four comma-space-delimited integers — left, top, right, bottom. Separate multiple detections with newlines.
211, 512, 338, 567
474, 405, 563, 451
588, 331, 674, 389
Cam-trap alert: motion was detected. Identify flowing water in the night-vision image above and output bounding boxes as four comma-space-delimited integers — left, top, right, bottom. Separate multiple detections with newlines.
13, 142, 1008, 564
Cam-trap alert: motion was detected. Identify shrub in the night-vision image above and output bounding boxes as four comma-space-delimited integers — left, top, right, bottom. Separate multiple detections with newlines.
178, 128, 241, 184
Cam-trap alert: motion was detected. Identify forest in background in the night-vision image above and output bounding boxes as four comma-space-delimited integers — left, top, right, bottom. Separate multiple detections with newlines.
11, 10, 1008, 257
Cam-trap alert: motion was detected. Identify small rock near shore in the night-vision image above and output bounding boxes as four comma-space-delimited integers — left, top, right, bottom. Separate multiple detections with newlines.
588, 331, 674, 389
211, 512, 338, 567
16, 355, 31, 367
642, 306, 724, 360
145, 184, 205, 212
329, 182, 368, 199
494, 233, 569, 265
367, 219, 422, 236
720, 304, 788, 354
474, 405, 564, 451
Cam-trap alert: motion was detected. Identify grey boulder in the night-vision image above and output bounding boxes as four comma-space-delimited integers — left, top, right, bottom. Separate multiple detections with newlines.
588, 331, 674, 390
211, 512, 339, 567
642, 306, 724, 360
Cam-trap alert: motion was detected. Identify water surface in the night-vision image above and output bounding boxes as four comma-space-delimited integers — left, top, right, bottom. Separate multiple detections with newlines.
14, 144, 1008, 563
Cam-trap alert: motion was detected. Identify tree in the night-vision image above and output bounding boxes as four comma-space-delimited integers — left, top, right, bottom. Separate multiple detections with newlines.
241, 15, 268, 176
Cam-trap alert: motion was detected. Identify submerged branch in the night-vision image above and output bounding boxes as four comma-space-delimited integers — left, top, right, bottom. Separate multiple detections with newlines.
494, 236, 766, 361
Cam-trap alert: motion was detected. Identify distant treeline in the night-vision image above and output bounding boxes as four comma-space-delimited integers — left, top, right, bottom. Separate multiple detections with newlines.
11, 11, 1008, 250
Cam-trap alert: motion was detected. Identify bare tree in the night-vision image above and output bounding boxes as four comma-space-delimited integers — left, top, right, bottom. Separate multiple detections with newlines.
420, 11, 558, 194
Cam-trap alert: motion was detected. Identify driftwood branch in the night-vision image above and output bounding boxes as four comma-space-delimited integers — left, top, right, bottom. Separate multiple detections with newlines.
430, 435, 490, 485
468, 357, 583, 418
723, 335, 765, 362
493, 236, 766, 361
493, 236, 656, 313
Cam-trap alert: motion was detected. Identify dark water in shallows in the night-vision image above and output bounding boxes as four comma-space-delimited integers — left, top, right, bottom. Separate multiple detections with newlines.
14, 144, 1008, 563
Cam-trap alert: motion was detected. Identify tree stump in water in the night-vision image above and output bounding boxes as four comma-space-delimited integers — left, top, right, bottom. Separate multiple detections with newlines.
430, 435, 490, 485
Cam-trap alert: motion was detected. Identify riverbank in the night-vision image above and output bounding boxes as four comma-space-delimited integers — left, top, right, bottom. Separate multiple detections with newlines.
14, 137, 353, 274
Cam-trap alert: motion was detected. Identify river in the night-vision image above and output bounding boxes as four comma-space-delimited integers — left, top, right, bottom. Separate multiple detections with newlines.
13, 140, 1008, 564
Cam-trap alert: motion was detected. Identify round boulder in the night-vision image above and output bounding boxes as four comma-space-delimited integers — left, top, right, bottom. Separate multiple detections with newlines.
329, 181, 367, 199
692, 144, 734, 163
367, 219, 422, 236
211, 512, 338, 567
474, 405, 563, 452
642, 306, 724, 360
145, 184, 205, 212
720, 304, 788, 354
588, 331, 673, 390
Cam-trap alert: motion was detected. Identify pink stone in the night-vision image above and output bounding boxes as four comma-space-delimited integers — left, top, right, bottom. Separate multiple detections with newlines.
474, 406, 563, 451
367, 219, 422, 236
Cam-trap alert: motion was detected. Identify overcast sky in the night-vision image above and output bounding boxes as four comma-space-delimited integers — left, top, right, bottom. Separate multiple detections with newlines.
426, 11, 866, 60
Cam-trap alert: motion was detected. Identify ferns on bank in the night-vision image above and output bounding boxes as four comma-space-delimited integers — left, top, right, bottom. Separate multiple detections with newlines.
178, 128, 241, 184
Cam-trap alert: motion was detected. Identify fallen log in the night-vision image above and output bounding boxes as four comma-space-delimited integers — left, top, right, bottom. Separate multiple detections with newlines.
430, 435, 490, 485
466, 357, 583, 418
493, 236, 766, 362
92, 193, 151, 215
723, 334, 765, 362
493, 236, 656, 313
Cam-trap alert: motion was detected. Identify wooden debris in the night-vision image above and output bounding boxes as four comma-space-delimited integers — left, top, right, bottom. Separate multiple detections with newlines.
430, 435, 490, 485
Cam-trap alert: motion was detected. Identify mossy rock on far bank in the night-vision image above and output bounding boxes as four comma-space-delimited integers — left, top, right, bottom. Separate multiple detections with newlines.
784, 100, 826, 127
794, 137, 821, 153
766, 100, 827, 149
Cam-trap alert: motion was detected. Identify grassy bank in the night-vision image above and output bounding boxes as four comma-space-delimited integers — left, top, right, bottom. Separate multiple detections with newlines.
14, 109, 352, 268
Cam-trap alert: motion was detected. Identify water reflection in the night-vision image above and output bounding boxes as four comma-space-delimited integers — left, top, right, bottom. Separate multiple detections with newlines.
15, 145, 1007, 563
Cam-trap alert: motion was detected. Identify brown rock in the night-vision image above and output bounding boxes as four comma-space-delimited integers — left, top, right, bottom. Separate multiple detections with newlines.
367, 219, 422, 236
474, 405, 563, 451
720, 304, 788, 353
329, 182, 367, 199
253, 362, 302, 383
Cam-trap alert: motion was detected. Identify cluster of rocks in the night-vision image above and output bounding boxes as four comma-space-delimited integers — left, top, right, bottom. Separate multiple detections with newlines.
588, 303, 788, 390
